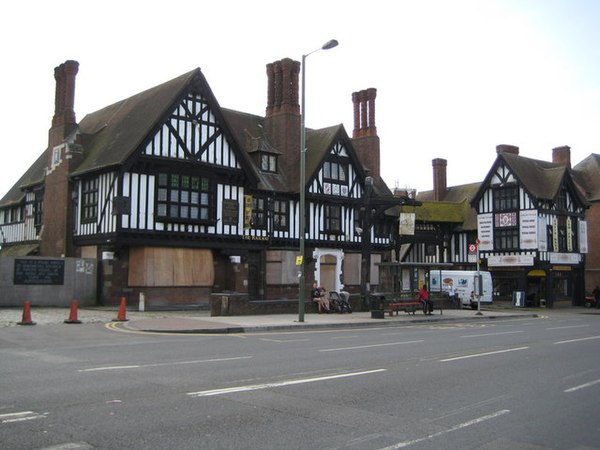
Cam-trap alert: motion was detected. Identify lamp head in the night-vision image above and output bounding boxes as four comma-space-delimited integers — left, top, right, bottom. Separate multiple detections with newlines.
322, 39, 339, 50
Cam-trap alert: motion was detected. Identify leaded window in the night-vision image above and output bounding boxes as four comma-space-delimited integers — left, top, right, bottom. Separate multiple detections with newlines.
325, 204, 342, 233
81, 178, 98, 223
493, 185, 519, 211
273, 200, 288, 231
251, 196, 267, 229
157, 173, 212, 222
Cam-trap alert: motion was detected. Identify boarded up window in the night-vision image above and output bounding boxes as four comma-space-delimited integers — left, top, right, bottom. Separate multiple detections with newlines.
129, 247, 214, 287
343, 253, 361, 285
266, 250, 298, 285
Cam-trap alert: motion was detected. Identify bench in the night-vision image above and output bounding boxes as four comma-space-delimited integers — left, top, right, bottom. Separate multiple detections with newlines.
384, 299, 443, 316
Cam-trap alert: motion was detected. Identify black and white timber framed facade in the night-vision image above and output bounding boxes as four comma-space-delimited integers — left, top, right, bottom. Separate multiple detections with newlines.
0, 59, 410, 308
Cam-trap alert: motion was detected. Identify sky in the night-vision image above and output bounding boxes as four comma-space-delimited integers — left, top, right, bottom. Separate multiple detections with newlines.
1, 0, 600, 198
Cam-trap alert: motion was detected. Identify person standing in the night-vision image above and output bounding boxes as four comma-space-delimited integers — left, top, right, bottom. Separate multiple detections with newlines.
594, 285, 600, 309
448, 283, 458, 308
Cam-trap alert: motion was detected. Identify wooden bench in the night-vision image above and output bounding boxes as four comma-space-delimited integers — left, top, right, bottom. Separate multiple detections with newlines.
384, 299, 443, 316
385, 301, 422, 315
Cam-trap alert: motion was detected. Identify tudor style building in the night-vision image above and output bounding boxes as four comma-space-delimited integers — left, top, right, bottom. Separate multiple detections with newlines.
0, 59, 410, 307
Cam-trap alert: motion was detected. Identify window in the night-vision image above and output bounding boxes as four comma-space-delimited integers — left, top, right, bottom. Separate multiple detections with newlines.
251, 196, 267, 229
493, 185, 519, 211
157, 173, 212, 222
324, 161, 347, 181
325, 204, 342, 233
260, 153, 277, 173
323, 161, 349, 197
494, 228, 519, 250
81, 179, 99, 223
273, 200, 288, 231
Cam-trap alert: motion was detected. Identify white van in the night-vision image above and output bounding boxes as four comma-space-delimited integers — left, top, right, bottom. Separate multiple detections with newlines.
429, 270, 493, 309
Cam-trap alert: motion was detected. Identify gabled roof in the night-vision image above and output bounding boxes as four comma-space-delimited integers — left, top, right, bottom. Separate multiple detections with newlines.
73, 68, 256, 181
573, 153, 600, 202
0, 151, 47, 205
306, 124, 368, 188
471, 151, 587, 208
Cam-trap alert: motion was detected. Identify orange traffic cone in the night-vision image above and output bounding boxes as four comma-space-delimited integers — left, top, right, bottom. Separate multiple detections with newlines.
113, 297, 129, 322
17, 301, 36, 326
64, 300, 82, 324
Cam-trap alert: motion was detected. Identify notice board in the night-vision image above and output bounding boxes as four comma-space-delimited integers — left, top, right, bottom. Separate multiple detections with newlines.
14, 259, 65, 285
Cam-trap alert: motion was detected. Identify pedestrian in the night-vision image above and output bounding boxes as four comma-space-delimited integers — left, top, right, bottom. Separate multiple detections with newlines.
594, 285, 600, 309
448, 283, 458, 308
417, 284, 433, 315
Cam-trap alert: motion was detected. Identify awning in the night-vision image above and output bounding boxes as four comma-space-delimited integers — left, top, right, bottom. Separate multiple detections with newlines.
527, 269, 546, 277
0, 243, 40, 256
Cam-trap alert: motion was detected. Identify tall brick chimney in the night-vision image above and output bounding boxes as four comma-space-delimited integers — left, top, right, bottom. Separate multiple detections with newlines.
552, 145, 571, 167
40, 60, 82, 257
351, 88, 380, 183
264, 58, 300, 184
432, 158, 447, 201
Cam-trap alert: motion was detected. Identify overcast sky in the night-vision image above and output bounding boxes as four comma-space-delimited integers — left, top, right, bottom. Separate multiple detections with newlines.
2, 0, 599, 198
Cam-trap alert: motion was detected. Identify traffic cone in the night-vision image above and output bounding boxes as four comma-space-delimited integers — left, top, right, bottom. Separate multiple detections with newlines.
17, 301, 36, 326
113, 297, 129, 322
64, 300, 82, 324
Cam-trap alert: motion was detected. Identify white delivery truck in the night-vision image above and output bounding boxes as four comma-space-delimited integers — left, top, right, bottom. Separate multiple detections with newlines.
429, 270, 493, 309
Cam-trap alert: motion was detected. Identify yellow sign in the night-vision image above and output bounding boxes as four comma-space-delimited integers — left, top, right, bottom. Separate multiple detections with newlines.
296, 256, 303, 266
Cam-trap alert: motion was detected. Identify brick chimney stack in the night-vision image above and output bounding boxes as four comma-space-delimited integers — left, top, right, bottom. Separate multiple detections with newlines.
41, 60, 81, 257
432, 158, 447, 201
352, 88, 380, 183
496, 144, 519, 155
264, 58, 301, 184
552, 145, 571, 167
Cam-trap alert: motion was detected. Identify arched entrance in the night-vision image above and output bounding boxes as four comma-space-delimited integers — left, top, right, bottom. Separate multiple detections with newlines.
313, 248, 344, 293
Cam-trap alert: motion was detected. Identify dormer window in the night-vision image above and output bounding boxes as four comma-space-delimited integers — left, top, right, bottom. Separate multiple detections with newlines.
260, 153, 277, 173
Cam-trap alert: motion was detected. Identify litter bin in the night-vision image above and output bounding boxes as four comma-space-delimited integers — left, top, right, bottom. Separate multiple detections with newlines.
513, 291, 525, 307
369, 293, 386, 319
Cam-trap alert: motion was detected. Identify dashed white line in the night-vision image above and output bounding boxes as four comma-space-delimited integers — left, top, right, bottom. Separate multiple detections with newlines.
378, 409, 511, 449
78, 356, 252, 372
319, 340, 424, 352
440, 347, 529, 362
546, 325, 590, 330
564, 379, 600, 393
0, 411, 47, 424
554, 336, 600, 345
460, 331, 524, 338
187, 369, 386, 397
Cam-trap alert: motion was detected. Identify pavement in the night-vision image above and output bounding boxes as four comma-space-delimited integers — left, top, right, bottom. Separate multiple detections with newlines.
0, 303, 580, 334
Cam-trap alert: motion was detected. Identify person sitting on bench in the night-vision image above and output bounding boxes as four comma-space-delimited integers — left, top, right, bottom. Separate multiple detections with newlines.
311, 282, 330, 313
417, 284, 433, 315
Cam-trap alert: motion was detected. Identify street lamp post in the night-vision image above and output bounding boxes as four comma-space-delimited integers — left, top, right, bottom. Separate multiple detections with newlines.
298, 39, 338, 323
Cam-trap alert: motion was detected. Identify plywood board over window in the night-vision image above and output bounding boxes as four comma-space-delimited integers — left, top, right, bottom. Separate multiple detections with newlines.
129, 247, 214, 286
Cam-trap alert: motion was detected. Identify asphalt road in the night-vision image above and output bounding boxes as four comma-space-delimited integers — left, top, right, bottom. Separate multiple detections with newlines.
1, 311, 599, 449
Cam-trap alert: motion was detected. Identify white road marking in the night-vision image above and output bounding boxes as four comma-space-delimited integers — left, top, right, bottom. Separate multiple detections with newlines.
319, 340, 424, 352
554, 336, 600, 345
0, 411, 47, 424
440, 347, 529, 362
460, 331, 524, 338
40, 443, 93, 450
378, 410, 511, 449
546, 325, 590, 330
259, 338, 311, 343
78, 356, 252, 372
187, 369, 387, 397
564, 378, 600, 393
